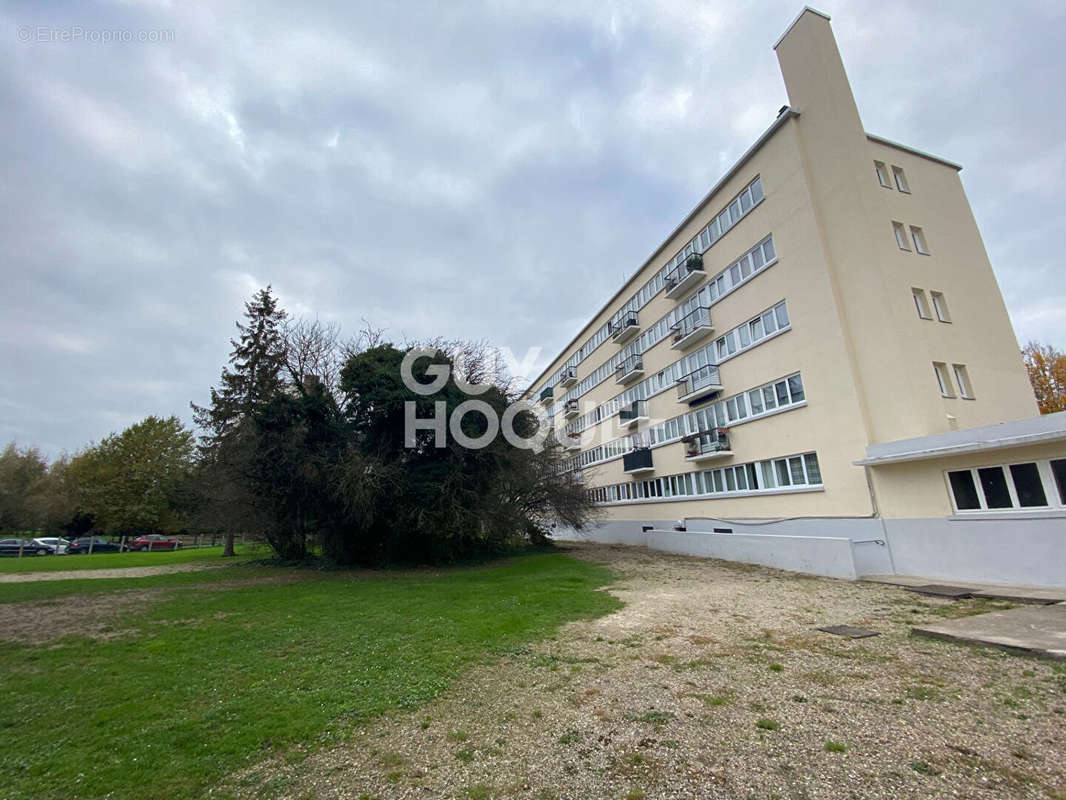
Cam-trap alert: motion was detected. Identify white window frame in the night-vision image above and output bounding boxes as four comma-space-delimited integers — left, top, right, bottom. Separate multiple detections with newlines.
912, 288, 932, 319
945, 459, 1066, 514
952, 363, 974, 399
892, 165, 910, 193
874, 161, 891, 188
911, 226, 930, 255
933, 362, 954, 397
893, 221, 911, 251
930, 291, 950, 323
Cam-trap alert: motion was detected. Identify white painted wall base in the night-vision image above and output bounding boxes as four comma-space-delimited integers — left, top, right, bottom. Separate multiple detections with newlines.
551, 514, 1065, 587
648, 529, 857, 579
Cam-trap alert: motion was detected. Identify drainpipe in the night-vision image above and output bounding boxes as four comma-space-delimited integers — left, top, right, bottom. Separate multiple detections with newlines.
863, 464, 897, 575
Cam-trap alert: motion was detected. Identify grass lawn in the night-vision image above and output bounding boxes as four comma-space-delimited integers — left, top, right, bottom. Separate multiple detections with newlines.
0, 545, 266, 573
0, 551, 619, 800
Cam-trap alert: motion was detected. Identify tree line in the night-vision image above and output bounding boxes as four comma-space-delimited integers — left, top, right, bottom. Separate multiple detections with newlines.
0, 288, 591, 564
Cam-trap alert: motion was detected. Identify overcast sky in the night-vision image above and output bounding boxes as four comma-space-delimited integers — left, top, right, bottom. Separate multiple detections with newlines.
1, 0, 1063, 457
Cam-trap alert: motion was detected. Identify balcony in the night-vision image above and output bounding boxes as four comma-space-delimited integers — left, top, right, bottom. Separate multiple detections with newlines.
564, 432, 582, 451
617, 399, 648, 430
538, 385, 553, 405
683, 429, 733, 462
609, 311, 641, 345
622, 445, 654, 475
676, 364, 722, 404
562, 399, 580, 419
664, 253, 706, 300
670, 306, 714, 351
615, 355, 645, 385
558, 367, 578, 388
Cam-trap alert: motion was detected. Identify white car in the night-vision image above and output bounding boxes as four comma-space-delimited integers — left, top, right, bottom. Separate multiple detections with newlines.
30, 537, 70, 555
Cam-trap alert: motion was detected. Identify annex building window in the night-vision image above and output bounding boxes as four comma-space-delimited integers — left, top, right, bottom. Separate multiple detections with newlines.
875, 161, 891, 188
892, 165, 910, 193
930, 291, 951, 322
912, 288, 932, 319
947, 459, 1066, 513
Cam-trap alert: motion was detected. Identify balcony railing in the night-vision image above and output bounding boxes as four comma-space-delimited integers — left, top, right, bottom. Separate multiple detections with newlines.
615, 354, 645, 385
622, 444, 654, 474
562, 399, 580, 419
564, 432, 582, 451
670, 306, 713, 350
538, 385, 553, 404
558, 367, 578, 388
683, 429, 732, 461
676, 364, 722, 404
609, 311, 640, 344
664, 252, 706, 299
617, 399, 648, 428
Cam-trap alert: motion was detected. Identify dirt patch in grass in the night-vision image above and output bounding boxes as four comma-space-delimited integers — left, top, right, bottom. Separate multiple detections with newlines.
0, 575, 305, 645
223, 544, 1066, 799
0, 591, 157, 644
0, 561, 225, 583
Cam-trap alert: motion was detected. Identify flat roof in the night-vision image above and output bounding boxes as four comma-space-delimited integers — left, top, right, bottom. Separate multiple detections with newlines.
855, 412, 1066, 466
772, 6, 832, 51
866, 134, 963, 172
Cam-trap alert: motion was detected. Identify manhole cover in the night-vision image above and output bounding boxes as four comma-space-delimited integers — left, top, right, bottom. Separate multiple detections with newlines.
817, 625, 880, 639
905, 584, 975, 599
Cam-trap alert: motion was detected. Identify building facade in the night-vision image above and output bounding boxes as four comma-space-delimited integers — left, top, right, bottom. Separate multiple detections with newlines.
524, 8, 1065, 586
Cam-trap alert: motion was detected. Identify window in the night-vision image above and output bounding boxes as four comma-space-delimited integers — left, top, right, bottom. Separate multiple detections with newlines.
947, 459, 1066, 513
952, 364, 974, 399
892, 165, 910, 193
1051, 459, 1066, 504
948, 470, 981, 510
978, 466, 1012, 508
911, 226, 930, 255
1010, 463, 1047, 507
874, 161, 891, 188
912, 288, 932, 319
893, 221, 911, 251
933, 362, 954, 397
930, 291, 950, 322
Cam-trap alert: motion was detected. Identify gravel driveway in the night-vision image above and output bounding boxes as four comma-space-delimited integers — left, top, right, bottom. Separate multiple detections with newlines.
230, 543, 1066, 799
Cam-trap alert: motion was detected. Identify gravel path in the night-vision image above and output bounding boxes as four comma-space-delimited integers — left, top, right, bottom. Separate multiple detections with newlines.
228, 543, 1066, 800
0, 561, 220, 583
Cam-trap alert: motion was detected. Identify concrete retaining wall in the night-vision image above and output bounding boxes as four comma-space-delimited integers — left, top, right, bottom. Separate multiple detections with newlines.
647, 529, 858, 579
551, 514, 1065, 587
882, 516, 1066, 587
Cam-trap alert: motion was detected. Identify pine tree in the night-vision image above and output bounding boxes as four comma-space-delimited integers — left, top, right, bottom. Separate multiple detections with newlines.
191, 286, 288, 555
192, 287, 289, 448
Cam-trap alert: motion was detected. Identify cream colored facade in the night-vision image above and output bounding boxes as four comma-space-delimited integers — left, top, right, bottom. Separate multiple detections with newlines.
524, 9, 1049, 537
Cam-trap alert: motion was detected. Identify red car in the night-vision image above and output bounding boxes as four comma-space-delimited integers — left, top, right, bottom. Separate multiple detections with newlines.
128, 534, 183, 552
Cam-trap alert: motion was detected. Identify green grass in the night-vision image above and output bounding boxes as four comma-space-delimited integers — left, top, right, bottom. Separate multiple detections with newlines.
755, 718, 780, 731
0, 545, 265, 573
0, 551, 619, 800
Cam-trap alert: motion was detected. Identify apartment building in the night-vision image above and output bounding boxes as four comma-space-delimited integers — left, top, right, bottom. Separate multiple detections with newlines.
524, 8, 1066, 587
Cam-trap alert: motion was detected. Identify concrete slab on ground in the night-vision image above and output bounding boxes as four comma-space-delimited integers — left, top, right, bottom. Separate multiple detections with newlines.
913, 602, 1066, 660
863, 574, 1066, 604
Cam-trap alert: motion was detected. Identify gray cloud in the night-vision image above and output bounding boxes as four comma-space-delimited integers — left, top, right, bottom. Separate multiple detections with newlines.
1, 0, 1062, 456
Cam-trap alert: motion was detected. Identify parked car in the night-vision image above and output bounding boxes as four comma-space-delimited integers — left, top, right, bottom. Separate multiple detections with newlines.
67, 536, 124, 554
28, 537, 69, 555
0, 538, 52, 556
127, 534, 183, 552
